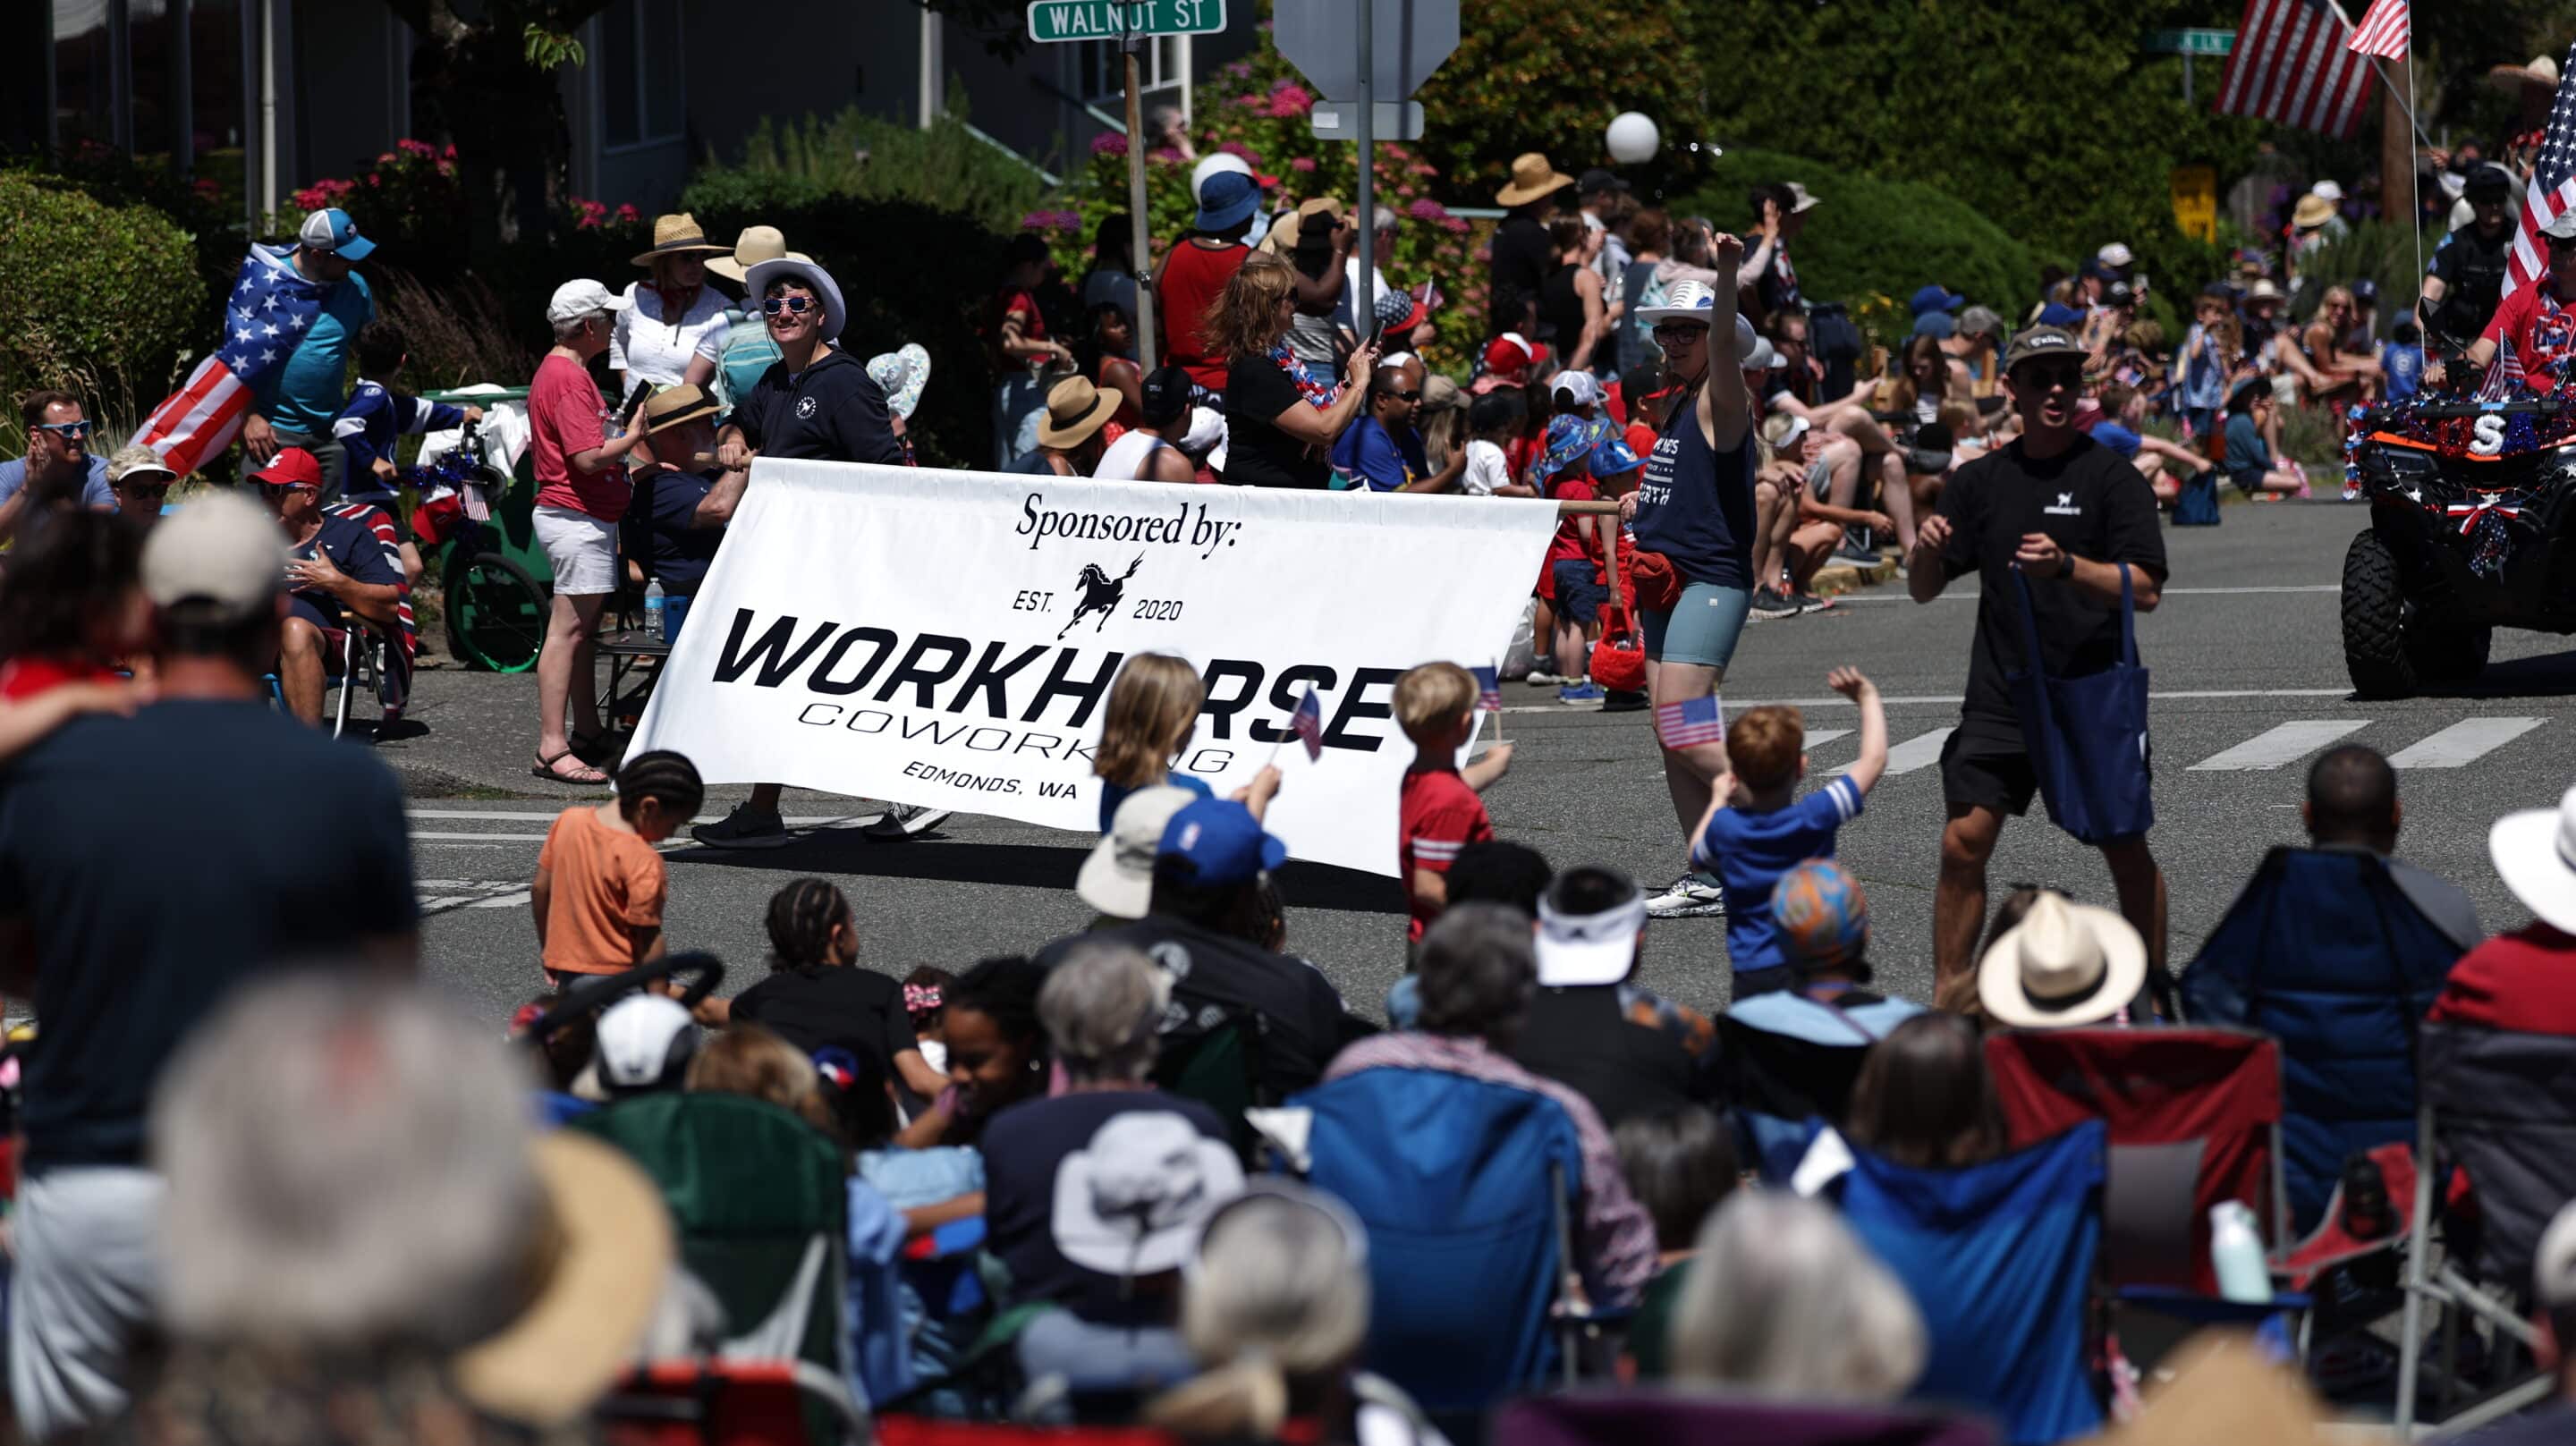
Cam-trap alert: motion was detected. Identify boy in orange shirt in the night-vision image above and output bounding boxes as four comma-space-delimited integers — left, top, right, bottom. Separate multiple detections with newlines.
1394, 662, 1514, 943
532, 750, 703, 983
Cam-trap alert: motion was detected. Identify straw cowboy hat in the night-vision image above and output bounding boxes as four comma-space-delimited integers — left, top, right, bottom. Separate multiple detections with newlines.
1496, 152, 1577, 207
1037, 376, 1122, 451
707, 224, 811, 284
639, 384, 720, 435
1977, 891, 2149, 1029
630, 213, 732, 267
2292, 193, 2338, 231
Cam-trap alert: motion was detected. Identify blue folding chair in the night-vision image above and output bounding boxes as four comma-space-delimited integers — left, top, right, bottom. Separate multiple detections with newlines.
1836, 1120, 2107, 1446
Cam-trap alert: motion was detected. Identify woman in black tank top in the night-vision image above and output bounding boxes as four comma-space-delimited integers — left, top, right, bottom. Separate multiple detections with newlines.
1537, 215, 1608, 373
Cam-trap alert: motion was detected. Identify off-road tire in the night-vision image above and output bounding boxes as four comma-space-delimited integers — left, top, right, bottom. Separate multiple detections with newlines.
2343, 529, 2416, 699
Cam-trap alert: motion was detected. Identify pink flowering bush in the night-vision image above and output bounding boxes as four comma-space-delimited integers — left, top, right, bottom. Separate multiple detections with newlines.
282, 139, 466, 258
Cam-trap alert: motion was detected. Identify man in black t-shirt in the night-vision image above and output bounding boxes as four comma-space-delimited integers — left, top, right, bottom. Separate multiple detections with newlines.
2422, 166, 2517, 352
1907, 326, 2169, 1006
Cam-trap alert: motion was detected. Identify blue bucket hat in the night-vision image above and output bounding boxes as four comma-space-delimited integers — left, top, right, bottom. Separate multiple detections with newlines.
1157, 798, 1287, 889
1538, 413, 1594, 478
1195, 171, 1262, 235
1587, 418, 1641, 477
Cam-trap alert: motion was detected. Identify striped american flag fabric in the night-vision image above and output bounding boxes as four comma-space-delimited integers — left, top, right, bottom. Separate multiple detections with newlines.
133, 244, 326, 476
2475, 339, 2527, 402
2213, 0, 2377, 140
2344, 0, 2408, 60
1654, 695, 1726, 750
324, 501, 415, 722
2503, 41, 2576, 305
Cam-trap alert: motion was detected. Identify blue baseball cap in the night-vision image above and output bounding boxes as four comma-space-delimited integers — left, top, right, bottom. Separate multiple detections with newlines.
298, 207, 374, 261
1910, 283, 1965, 317
1157, 798, 1287, 888
2036, 301, 2087, 328
1538, 413, 1593, 478
1587, 419, 1640, 477
1195, 172, 1261, 236
1912, 310, 1958, 341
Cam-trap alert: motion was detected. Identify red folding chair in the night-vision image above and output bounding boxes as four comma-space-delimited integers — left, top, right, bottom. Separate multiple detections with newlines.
599, 1360, 866, 1446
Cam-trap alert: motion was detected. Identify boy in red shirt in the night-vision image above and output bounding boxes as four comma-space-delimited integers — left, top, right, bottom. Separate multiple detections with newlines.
1538, 415, 1606, 705
1394, 662, 1515, 942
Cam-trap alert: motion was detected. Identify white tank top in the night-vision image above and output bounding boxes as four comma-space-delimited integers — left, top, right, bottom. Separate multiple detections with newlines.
1092, 429, 1177, 481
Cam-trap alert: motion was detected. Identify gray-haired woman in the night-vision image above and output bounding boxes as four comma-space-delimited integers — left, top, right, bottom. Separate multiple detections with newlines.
1668, 1191, 1926, 1400
979, 944, 1243, 1387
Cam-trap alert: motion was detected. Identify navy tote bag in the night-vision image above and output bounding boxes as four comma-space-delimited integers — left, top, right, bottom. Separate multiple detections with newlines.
2008, 563, 2154, 844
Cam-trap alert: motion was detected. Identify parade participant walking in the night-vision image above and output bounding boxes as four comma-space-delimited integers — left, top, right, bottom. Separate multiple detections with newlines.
1907, 325, 2169, 1003
1623, 266, 1759, 920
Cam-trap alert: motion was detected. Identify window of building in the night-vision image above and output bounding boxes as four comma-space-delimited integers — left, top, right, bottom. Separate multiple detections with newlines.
1078, 34, 1182, 106
599, 0, 682, 151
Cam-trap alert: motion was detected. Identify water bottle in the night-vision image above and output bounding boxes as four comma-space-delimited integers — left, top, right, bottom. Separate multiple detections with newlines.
2209, 1200, 2273, 1304
642, 578, 665, 643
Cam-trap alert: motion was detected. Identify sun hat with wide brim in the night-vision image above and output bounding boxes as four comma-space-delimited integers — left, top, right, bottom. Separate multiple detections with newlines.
1038, 376, 1123, 451
867, 343, 932, 420
640, 383, 721, 435
1496, 152, 1577, 207
2489, 784, 2576, 934
706, 224, 813, 284
1052, 1110, 1246, 1277
630, 213, 733, 267
1978, 892, 2149, 1030
1079, 784, 1199, 919
1635, 281, 1762, 363
741, 257, 847, 342
2292, 193, 2338, 231
451, 1132, 675, 1425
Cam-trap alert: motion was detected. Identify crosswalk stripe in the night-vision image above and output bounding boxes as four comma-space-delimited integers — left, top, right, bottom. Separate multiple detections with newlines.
2386, 717, 2546, 769
2188, 720, 2368, 772
1801, 729, 1852, 751
1836, 726, 1953, 776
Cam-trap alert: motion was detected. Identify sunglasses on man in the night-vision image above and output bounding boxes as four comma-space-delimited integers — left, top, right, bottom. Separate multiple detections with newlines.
760, 296, 817, 317
2017, 361, 2086, 390
34, 420, 93, 442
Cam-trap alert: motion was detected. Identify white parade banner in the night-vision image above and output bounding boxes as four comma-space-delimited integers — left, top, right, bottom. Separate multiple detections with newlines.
625, 461, 1560, 876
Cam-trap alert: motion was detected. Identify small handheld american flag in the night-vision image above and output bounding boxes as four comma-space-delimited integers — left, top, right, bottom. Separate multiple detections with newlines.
1289, 685, 1326, 762
1655, 695, 1726, 750
2476, 338, 2528, 403
1470, 664, 1503, 713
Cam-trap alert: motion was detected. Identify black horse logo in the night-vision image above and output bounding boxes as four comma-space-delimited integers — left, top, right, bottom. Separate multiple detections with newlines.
1060, 554, 1143, 639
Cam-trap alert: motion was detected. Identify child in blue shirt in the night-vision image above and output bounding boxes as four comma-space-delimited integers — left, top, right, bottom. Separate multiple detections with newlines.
330, 320, 480, 588
1690, 666, 1887, 996
2383, 320, 2426, 403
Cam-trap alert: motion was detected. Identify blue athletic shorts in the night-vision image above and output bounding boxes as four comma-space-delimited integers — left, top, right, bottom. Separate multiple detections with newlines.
1642, 581, 1752, 670
1551, 560, 1608, 629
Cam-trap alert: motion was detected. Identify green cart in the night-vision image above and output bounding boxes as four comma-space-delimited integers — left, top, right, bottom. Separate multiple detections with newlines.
419, 386, 550, 673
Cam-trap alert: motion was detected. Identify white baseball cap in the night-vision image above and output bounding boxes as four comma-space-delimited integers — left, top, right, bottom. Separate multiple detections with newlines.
1078, 785, 1199, 920
546, 279, 631, 326
2097, 241, 2135, 268
142, 491, 288, 624
593, 995, 697, 1095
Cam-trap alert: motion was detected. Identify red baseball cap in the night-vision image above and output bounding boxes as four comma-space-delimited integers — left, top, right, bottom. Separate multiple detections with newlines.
1483, 333, 1549, 377
250, 446, 323, 490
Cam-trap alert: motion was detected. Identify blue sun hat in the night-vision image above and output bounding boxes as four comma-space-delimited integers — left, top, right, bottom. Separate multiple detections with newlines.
867, 343, 931, 419
1538, 413, 1594, 478
1195, 171, 1262, 235
1588, 419, 1642, 478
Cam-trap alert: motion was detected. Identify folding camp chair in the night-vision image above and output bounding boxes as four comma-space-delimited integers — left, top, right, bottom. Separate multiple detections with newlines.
599, 1360, 868, 1446
2392, 1020, 2576, 1435
573, 1092, 852, 1434
1492, 1389, 1998, 1446
1715, 1012, 1873, 1183
1836, 1120, 2107, 1445
2180, 847, 2463, 1234
1291, 1064, 1590, 1427
1147, 1008, 1271, 1166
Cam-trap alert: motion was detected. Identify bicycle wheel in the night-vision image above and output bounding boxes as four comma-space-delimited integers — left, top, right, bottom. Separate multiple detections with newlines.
444, 551, 548, 673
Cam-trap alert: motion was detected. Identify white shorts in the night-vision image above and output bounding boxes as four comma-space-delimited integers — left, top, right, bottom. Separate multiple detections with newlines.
533, 504, 620, 596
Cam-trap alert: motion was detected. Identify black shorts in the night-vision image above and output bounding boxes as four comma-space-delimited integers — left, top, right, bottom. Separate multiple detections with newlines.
1940, 725, 2039, 816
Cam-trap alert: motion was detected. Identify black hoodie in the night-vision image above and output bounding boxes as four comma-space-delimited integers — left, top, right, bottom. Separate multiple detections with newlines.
736, 346, 904, 466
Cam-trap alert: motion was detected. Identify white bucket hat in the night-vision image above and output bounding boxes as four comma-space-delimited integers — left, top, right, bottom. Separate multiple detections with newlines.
1077, 785, 1199, 920
1635, 281, 1761, 363
1977, 892, 2149, 1029
2490, 784, 2576, 933
1052, 1110, 1245, 1277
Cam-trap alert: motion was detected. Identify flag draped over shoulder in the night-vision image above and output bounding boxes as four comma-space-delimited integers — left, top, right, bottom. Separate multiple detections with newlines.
134, 244, 326, 476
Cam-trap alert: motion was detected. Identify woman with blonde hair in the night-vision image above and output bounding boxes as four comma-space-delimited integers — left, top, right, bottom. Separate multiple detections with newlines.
683, 1022, 845, 1144
1668, 1191, 1926, 1401
1209, 252, 1380, 489
1093, 653, 1278, 832
1148, 1184, 1445, 1444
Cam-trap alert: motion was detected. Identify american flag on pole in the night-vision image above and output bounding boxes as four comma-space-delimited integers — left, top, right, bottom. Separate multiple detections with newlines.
2213, 0, 2377, 140
2344, 0, 2408, 60
2502, 40, 2576, 306
1654, 695, 1726, 751
1470, 664, 1503, 713
1288, 685, 1325, 761
132, 244, 326, 476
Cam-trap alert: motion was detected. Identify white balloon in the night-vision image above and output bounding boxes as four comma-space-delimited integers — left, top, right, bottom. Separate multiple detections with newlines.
1605, 112, 1660, 165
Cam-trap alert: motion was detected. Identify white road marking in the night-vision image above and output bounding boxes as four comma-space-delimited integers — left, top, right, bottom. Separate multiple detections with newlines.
1836, 727, 1952, 777
1831, 584, 2339, 604
410, 808, 878, 826
413, 831, 552, 841
1800, 729, 1852, 750
2188, 720, 2368, 771
2386, 716, 2546, 769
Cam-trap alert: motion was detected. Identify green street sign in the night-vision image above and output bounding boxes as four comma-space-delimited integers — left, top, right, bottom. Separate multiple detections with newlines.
2142, 28, 2235, 56
1027, 0, 1226, 42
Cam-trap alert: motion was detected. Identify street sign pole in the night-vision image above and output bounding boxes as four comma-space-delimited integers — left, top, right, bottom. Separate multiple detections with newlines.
1354, 0, 1375, 341
1124, 32, 1157, 371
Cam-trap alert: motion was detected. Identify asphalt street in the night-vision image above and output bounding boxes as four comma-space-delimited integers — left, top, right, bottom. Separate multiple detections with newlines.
399, 499, 2568, 1027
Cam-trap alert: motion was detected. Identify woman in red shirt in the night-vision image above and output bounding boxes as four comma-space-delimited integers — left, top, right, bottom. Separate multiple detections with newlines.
1157, 172, 1262, 393
530, 280, 649, 785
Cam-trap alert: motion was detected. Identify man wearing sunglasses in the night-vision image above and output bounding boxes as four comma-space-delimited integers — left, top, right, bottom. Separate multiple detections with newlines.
1329, 354, 1464, 494
1908, 326, 2169, 1007
0, 393, 114, 548
2453, 209, 2576, 392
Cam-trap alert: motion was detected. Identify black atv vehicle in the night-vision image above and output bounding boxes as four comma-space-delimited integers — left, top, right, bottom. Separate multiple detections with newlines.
2341, 391, 2576, 698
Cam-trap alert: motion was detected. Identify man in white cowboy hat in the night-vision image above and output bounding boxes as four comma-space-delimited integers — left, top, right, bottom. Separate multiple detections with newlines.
1490, 152, 1576, 339
1977, 891, 2152, 1029
2429, 782, 2576, 1034
696, 258, 946, 850
613, 213, 733, 400
703, 224, 813, 416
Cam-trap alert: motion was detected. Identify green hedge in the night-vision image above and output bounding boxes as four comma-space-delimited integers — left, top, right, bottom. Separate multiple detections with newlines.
1674, 148, 2045, 344
0, 171, 208, 437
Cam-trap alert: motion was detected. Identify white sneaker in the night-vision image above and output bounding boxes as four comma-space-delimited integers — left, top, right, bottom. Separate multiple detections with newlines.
1643, 870, 1726, 919
862, 803, 953, 840
1527, 669, 1563, 686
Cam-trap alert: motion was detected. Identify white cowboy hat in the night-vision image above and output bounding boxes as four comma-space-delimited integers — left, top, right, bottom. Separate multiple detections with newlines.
741, 257, 847, 343
1978, 892, 2149, 1030
1635, 281, 1762, 364
1052, 1110, 1245, 1278
2491, 784, 2576, 934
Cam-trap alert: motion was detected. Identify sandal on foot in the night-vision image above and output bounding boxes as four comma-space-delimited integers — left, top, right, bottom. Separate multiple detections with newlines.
533, 750, 610, 785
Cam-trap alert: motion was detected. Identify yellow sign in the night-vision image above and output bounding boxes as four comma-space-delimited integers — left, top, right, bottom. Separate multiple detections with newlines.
2171, 165, 2217, 243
